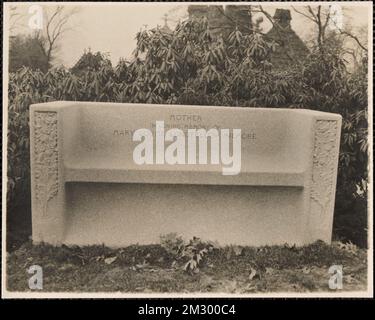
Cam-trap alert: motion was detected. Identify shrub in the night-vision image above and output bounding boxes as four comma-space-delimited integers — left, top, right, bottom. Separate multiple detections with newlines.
7, 18, 368, 247
160, 234, 216, 273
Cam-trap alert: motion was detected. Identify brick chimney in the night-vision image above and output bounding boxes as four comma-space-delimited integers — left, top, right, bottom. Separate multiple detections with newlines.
273, 9, 292, 28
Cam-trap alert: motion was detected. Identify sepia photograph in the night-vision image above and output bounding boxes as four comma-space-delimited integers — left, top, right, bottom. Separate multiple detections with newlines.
1, 1, 373, 299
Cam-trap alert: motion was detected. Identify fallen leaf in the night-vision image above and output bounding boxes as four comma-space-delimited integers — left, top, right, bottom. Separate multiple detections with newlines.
345, 274, 357, 284
233, 246, 243, 256
135, 260, 149, 269
104, 256, 117, 265
302, 267, 311, 274
196, 254, 202, 264
244, 283, 257, 292
249, 267, 257, 281
341, 241, 358, 254
59, 264, 75, 272
265, 267, 274, 275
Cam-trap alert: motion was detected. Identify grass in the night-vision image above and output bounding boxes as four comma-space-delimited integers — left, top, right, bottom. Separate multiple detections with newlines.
6, 240, 367, 293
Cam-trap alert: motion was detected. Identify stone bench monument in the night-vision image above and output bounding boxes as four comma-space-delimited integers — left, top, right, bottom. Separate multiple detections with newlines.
30, 101, 342, 247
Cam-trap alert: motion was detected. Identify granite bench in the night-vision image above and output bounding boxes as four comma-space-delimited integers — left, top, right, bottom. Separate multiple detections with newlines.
30, 101, 341, 246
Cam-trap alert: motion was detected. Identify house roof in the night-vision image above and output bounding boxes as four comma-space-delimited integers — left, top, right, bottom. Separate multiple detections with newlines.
266, 9, 309, 68
187, 6, 309, 68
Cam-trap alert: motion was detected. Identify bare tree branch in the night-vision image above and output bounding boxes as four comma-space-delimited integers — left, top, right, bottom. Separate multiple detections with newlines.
293, 5, 331, 51
9, 6, 25, 32
41, 6, 79, 66
291, 6, 317, 23
324, 7, 367, 52
307, 6, 318, 23
336, 29, 368, 51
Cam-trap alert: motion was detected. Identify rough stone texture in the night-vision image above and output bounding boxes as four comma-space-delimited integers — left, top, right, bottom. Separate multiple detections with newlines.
30, 103, 68, 245
30, 102, 341, 247
309, 120, 341, 243
33, 112, 59, 215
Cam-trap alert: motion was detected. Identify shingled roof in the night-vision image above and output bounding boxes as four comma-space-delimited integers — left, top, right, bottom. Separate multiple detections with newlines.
266, 9, 309, 68
188, 4, 252, 38
188, 6, 309, 69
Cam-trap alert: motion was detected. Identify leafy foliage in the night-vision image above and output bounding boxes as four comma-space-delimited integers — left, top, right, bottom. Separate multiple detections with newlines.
182, 242, 210, 274
7, 240, 367, 291
160, 234, 216, 273
7, 18, 368, 246
71, 50, 112, 76
9, 34, 49, 73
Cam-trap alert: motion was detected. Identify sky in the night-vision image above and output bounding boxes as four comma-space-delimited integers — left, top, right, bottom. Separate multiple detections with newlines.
7, 2, 371, 68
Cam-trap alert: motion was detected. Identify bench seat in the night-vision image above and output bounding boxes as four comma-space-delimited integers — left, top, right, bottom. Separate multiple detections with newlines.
30, 101, 342, 247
